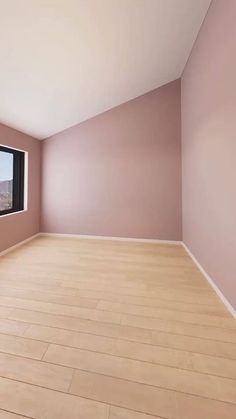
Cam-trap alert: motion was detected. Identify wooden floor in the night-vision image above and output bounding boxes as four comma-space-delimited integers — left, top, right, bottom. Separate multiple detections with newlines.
0, 236, 235, 419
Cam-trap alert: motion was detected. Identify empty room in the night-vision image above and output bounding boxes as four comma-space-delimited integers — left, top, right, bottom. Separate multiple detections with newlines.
0, 1, 235, 418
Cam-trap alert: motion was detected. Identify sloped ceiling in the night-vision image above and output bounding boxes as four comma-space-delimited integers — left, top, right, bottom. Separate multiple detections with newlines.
0, 0, 211, 139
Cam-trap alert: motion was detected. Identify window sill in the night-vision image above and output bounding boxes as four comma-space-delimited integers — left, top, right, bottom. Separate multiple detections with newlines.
0, 209, 28, 218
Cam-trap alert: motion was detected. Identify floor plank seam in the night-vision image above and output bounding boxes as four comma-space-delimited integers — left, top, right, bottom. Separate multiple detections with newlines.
0, 408, 34, 419
0, 339, 236, 380
67, 368, 78, 394
0, 282, 221, 306
0, 281, 223, 307
0, 364, 236, 406
0, 286, 229, 317
24, 345, 236, 380
42, 362, 236, 403
40, 342, 50, 361
5, 306, 236, 341
0, 328, 236, 365
1, 353, 235, 407
4, 312, 236, 349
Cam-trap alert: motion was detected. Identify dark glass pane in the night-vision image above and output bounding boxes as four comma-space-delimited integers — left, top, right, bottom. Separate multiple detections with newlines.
0, 151, 14, 211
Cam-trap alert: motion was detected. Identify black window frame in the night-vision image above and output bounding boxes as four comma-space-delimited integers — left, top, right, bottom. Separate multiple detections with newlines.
0, 145, 25, 216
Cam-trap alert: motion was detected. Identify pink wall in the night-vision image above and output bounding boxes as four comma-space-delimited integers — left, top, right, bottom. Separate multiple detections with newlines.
41, 80, 182, 240
182, 0, 236, 308
0, 123, 41, 253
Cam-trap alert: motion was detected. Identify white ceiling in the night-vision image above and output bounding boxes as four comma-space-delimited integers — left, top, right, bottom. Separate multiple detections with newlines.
0, 0, 211, 139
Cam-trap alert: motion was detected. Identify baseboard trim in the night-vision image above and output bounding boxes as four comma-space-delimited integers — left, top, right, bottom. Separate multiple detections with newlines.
182, 242, 236, 319
40, 232, 181, 245
0, 233, 40, 258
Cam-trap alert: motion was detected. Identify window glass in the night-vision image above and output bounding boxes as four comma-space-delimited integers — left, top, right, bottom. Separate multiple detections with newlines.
0, 150, 14, 211
0, 145, 25, 216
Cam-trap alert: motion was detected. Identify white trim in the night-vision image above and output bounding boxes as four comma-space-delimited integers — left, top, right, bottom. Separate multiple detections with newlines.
0, 143, 28, 212
0, 233, 40, 257
39, 232, 181, 245
182, 242, 236, 319
0, 209, 28, 218
24, 151, 29, 211
0, 143, 26, 153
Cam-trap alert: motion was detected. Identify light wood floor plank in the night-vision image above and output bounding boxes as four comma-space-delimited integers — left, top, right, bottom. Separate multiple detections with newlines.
98, 300, 236, 328
0, 236, 235, 418
1, 289, 233, 329
0, 377, 109, 419
70, 369, 236, 419
1, 277, 218, 304
24, 324, 236, 378
109, 406, 160, 419
8, 306, 236, 346
0, 319, 29, 337
9, 308, 236, 359
0, 333, 48, 360
0, 352, 73, 392
190, 351, 236, 379
151, 328, 236, 358
8, 309, 153, 344
121, 313, 236, 343
43, 343, 236, 403
0, 279, 227, 315
0, 295, 121, 325
0, 409, 33, 419
0, 286, 99, 309
0, 307, 13, 318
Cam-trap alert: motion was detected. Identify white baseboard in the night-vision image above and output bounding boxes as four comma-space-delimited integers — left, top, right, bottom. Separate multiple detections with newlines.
182, 242, 236, 319
0, 233, 40, 258
39, 232, 181, 245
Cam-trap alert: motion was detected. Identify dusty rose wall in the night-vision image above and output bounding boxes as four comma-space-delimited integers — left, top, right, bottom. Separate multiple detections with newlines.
182, 0, 236, 308
41, 79, 182, 240
0, 124, 41, 253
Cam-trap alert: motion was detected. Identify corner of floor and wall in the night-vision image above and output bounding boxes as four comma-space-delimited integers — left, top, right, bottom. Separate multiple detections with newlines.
1, 0, 235, 316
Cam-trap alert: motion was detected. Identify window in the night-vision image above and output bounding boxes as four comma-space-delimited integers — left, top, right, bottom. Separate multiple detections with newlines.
0, 145, 25, 216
